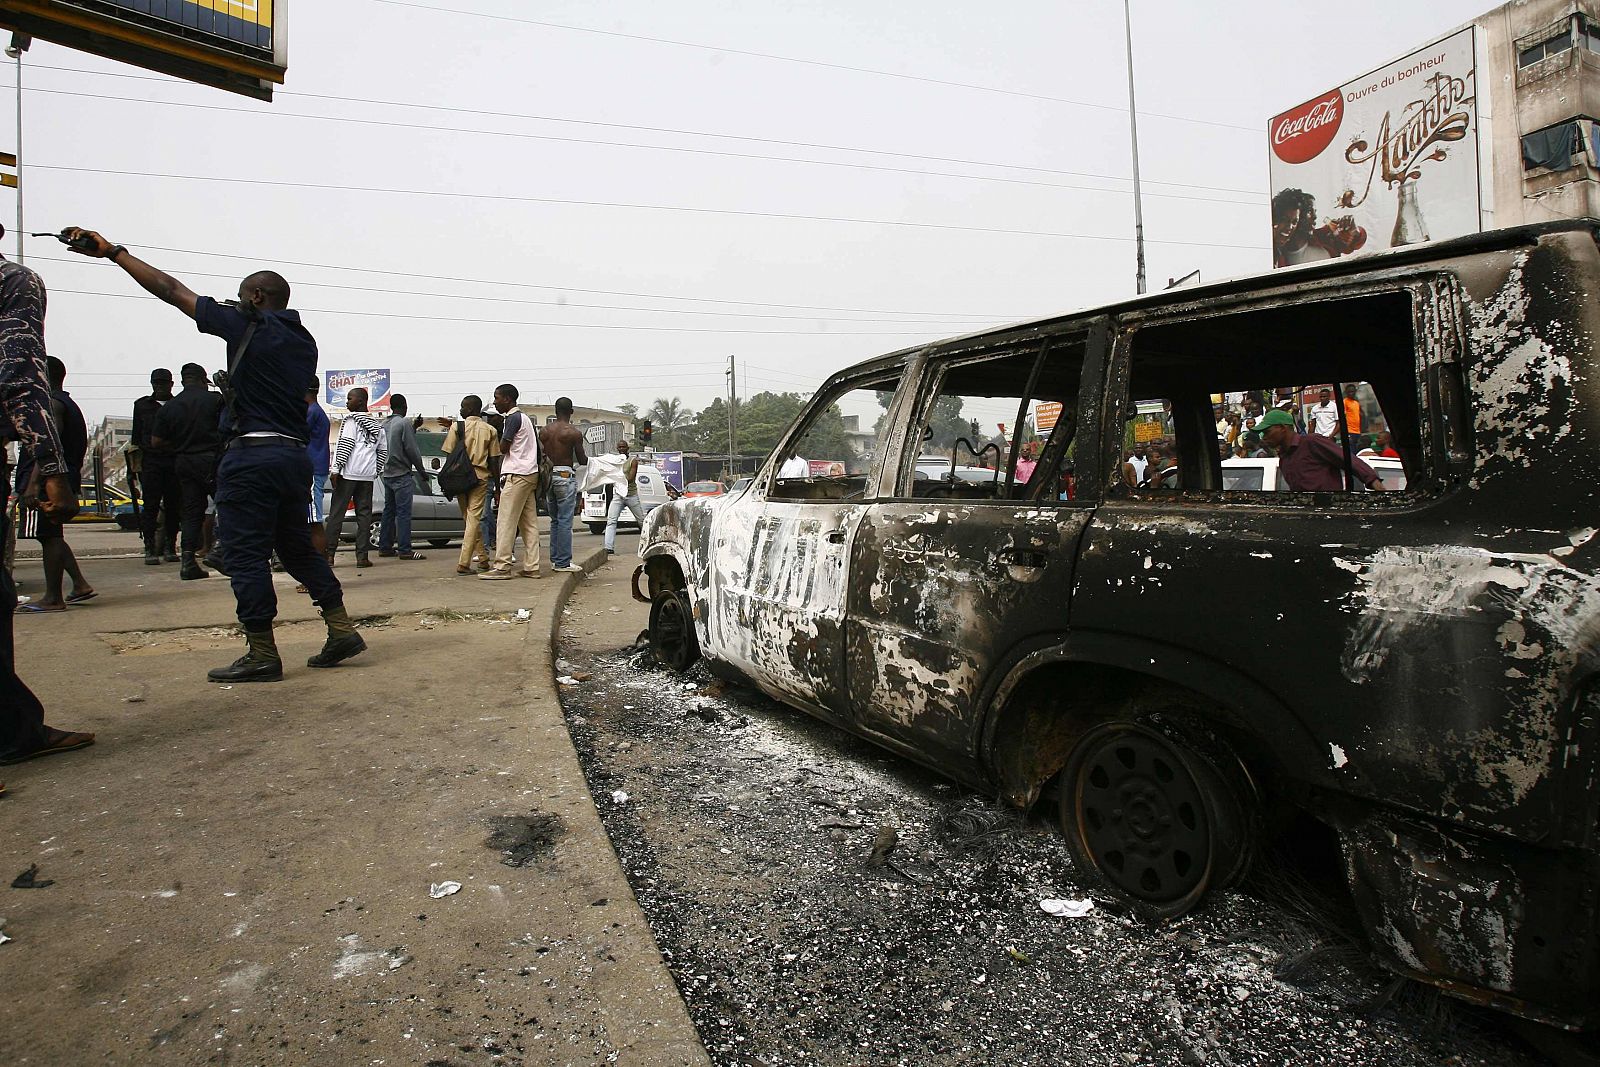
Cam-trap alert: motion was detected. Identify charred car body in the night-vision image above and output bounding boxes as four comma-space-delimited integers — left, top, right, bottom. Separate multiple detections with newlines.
635, 221, 1600, 1030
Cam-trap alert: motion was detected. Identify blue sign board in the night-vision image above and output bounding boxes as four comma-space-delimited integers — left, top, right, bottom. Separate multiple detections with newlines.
324, 368, 392, 412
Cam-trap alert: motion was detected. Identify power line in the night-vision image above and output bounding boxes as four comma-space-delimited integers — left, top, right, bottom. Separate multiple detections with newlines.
23, 61, 1267, 197
369, 0, 1261, 134
7, 82, 1264, 209
55, 241, 1020, 320
30, 253, 996, 326
34, 165, 1268, 251
49, 288, 965, 336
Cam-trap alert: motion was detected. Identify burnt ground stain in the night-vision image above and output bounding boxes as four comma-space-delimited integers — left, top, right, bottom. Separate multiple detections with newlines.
485, 811, 567, 868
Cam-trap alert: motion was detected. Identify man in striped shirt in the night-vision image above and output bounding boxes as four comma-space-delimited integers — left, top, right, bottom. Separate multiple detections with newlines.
327, 388, 387, 569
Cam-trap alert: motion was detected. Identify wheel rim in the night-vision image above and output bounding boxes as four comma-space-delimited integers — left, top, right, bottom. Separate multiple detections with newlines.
1071, 727, 1211, 904
650, 593, 694, 671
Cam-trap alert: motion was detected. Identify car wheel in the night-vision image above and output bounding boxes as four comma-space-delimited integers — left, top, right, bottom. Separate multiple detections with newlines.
649, 589, 699, 672
587, 523, 605, 535
427, 538, 451, 548
1058, 719, 1256, 920
368, 526, 382, 549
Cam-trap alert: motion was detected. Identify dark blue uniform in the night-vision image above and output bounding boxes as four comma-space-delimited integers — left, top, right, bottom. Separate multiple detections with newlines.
195, 296, 343, 631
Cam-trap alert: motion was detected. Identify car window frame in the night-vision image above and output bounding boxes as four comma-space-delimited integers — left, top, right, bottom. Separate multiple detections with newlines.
1101, 275, 1459, 512
884, 323, 1106, 506
760, 356, 923, 504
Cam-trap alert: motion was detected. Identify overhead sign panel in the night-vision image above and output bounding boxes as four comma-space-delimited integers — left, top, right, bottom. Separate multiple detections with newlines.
0, 0, 286, 99
325, 369, 392, 413
1268, 27, 1479, 269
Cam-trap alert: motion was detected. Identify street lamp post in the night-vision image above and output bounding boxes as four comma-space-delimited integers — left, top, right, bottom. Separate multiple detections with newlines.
1122, 0, 1146, 295
5, 33, 28, 263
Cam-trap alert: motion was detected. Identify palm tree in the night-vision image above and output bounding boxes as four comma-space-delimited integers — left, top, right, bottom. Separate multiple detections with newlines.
647, 397, 692, 436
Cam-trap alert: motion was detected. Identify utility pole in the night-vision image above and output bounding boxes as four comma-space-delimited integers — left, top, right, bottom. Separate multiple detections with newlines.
1122, 0, 1146, 295
5, 33, 28, 262
726, 354, 737, 478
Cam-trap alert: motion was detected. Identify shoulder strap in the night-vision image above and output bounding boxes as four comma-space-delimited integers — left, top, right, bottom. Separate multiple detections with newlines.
219, 313, 260, 436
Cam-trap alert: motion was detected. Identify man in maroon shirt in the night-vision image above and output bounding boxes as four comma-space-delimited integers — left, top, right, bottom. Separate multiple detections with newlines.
1258, 409, 1387, 492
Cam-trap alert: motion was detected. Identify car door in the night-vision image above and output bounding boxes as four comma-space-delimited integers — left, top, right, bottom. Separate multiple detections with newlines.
844, 324, 1108, 767
702, 365, 912, 720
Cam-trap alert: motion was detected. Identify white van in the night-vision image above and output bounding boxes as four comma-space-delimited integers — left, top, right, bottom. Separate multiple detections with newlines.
581, 462, 674, 534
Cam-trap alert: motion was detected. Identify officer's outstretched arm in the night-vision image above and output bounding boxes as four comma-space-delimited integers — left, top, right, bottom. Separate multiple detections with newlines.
61, 227, 199, 319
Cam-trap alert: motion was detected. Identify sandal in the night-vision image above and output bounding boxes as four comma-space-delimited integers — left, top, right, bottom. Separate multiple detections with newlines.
65, 590, 98, 604
15, 602, 66, 614
1, 728, 96, 765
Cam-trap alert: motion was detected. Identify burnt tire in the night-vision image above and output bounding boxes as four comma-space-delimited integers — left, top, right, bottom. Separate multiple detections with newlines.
1058, 719, 1256, 920
649, 589, 699, 672
427, 538, 451, 548
587, 523, 605, 535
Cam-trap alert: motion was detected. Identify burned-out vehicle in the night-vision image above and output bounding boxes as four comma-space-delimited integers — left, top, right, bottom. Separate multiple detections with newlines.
634, 221, 1600, 1030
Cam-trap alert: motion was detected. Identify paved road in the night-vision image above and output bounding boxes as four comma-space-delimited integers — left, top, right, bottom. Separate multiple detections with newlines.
1, 531, 707, 1066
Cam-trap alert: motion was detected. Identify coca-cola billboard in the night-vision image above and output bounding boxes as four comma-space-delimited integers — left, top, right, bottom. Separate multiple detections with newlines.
1268, 27, 1479, 269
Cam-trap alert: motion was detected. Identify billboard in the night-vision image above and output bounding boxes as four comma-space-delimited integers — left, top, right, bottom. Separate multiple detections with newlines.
0, 0, 286, 99
651, 450, 684, 489
1268, 27, 1478, 269
324, 369, 392, 413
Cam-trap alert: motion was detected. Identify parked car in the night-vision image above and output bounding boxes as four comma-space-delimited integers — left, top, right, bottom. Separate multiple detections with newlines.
681, 480, 726, 498
73, 484, 130, 522
731, 477, 754, 493
322, 471, 464, 549
1220, 454, 1407, 492
636, 220, 1600, 1031
580, 462, 673, 535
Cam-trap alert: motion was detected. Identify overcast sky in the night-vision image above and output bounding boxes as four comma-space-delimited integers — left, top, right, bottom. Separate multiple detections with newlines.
6, 0, 1491, 426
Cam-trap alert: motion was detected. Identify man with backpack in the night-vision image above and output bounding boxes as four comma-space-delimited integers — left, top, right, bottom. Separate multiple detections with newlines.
440, 394, 499, 576
481, 383, 541, 579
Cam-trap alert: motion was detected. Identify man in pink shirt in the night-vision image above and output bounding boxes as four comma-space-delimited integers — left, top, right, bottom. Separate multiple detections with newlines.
481, 383, 543, 579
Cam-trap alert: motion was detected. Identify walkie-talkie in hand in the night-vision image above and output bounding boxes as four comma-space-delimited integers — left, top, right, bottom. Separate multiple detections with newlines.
32, 229, 98, 253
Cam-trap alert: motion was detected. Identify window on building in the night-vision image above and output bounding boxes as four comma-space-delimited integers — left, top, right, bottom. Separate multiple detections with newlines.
1520, 18, 1577, 68
1521, 119, 1593, 172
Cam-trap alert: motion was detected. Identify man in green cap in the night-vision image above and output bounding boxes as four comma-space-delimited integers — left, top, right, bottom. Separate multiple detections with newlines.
1258, 408, 1386, 492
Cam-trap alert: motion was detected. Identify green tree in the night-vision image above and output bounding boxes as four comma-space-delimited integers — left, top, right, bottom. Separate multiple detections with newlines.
618, 402, 639, 420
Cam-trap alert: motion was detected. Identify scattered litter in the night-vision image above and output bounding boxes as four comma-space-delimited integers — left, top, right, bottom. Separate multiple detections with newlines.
218, 685, 233, 691
428, 881, 462, 899
123, 694, 145, 704
611, 790, 630, 804
1039, 897, 1095, 918
569, 670, 593, 682
515, 608, 531, 620
0, 919, 9, 945
10, 864, 53, 889
1006, 946, 1032, 964
590, 898, 609, 907
154, 889, 179, 899
866, 824, 898, 868
556, 675, 582, 686
608, 606, 622, 612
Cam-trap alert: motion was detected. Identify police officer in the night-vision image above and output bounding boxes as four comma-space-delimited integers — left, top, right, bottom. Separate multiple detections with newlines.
151, 362, 224, 581
64, 227, 366, 682
130, 368, 179, 565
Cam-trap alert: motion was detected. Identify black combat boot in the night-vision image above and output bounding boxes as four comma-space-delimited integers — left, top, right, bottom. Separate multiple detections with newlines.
180, 552, 210, 581
207, 630, 283, 683
143, 533, 161, 566
308, 605, 367, 668
162, 541, 179, 564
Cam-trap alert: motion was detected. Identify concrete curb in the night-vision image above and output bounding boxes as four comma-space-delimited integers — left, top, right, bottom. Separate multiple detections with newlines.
525, 549, 711, 1065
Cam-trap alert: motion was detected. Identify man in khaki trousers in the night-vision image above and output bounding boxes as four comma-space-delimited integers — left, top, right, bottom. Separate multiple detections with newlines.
442, 394, 499, 575
481, 383, 542, 579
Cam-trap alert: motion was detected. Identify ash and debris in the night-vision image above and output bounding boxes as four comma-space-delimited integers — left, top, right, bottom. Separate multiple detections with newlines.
557, 637, 1545, 1067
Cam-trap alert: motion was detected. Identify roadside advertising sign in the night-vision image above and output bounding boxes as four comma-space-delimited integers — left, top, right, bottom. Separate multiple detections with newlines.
1268, 27, 1479, 269
1034, 401, 1063, 433
0, 0, 287, 99
325, 369, 392, 412
652, 451, 684, 489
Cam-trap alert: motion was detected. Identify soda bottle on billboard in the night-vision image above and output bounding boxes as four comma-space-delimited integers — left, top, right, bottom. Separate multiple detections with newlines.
1391, 181, 1430, 247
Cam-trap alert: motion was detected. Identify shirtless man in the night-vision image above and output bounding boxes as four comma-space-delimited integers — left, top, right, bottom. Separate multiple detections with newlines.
539, 396, 589, 573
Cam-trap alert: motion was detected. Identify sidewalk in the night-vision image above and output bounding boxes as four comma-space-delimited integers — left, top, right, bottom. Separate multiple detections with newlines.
0, 531, 708, 1065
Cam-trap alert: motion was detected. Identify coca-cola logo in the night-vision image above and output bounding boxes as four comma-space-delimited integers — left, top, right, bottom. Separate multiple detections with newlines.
1271, 90, 1343, 164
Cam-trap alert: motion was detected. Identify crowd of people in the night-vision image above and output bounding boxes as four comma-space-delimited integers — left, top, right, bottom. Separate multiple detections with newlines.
1, 225, 662, 798
1121, 387, 1398, 492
